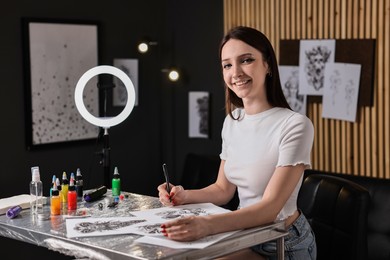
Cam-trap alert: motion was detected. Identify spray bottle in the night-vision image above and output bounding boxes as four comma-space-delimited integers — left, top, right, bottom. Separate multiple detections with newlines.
30, 166, 43, 215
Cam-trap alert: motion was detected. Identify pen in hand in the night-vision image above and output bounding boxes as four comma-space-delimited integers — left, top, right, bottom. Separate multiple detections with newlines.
162, 163, 171, 200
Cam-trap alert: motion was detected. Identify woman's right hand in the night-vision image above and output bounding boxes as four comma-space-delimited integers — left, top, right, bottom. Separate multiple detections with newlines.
157, 183, 186, 206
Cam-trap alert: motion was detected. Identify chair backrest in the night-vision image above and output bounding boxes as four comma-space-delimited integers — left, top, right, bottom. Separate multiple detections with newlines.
298, 173, 370, 260
181, 153, 220, 189
181, 153, 239, 210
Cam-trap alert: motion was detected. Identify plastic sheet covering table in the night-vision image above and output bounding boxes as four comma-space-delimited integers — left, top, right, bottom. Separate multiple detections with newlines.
0, 191, 287, 259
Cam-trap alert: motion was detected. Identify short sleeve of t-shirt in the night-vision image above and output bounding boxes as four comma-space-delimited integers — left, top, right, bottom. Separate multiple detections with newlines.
277, 112, 314, 168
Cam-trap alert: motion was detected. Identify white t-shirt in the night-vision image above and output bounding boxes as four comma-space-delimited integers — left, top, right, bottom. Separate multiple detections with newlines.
220, 107, 314, 220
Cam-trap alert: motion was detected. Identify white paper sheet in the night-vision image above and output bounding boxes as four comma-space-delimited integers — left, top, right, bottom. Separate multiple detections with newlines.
135, 230, 239, 249
65, 203, 238, 248
279, 65, 307, 115
322, 62, 361, 122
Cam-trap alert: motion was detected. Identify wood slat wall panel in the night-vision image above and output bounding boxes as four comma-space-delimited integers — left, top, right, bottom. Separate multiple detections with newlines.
223, 0, 390, 179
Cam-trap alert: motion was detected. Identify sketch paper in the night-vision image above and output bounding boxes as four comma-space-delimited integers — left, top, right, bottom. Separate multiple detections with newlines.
65, 202, 237, 249
279, 65, 307, 115
322, 63, 361, 122
135, 230, 239, 249
66, 216, 147, 238
131, 203, 230, 222
113, 59, 139, 106
299, 39, 336, 95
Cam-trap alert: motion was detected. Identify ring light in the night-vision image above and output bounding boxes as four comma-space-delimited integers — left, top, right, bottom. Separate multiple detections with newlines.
75, 65, 135, 128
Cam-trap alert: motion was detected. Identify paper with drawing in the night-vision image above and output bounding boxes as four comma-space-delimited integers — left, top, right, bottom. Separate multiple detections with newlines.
65, 203, 239, 249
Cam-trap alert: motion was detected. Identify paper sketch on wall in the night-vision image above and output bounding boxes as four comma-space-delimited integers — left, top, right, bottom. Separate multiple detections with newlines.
279, 65, 307, 115
299, 39, 335, 95
322, 63, 361, 122
113, 59, 138, 106
189, 91, 209, 138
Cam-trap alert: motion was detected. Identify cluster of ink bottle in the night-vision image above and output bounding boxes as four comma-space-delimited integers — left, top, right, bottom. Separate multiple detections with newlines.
49, 169, 83, 216
30, 166, 121, 217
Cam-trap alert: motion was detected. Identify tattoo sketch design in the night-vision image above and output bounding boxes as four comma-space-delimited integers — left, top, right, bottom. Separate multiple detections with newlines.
304, 45, 332, 91
329, 70, 342, 105
137, 223, 163, 235
74, 219, 146, 234
156, 208, 209, 219
196, 96, 209, 135
283, 69, 304, 112
345, 79, 356, 115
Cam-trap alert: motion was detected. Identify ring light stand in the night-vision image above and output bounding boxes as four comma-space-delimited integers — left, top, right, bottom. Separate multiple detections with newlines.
75, 65, 136, 187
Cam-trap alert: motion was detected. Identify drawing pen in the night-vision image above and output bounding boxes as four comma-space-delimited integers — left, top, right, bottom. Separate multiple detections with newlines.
162, 163, 171, 195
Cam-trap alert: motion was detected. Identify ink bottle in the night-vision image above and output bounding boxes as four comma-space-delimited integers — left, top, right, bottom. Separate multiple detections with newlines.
112, 167, 121, 196
67, 178, 77, 211
56, 177, 62, 204
30, 166, 43, 215
76, 168, 83, 199
51, 183, 61, 215
61, 172, 69, 205
49, 174, 56, 200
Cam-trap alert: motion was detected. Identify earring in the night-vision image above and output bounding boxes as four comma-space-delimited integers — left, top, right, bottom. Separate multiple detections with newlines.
267, 71, 273, 77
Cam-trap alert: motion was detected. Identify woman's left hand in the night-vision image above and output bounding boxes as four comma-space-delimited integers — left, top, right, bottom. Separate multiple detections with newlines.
161, 215, 211, 241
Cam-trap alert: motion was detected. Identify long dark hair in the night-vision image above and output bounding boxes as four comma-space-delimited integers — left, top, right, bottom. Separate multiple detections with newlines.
219, 26, 291, 119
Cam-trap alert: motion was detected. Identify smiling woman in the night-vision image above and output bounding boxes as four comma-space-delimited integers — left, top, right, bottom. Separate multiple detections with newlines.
157, 26, 317, 260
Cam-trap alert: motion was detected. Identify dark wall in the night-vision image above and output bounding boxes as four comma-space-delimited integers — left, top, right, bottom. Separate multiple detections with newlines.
0, 0, 224, 199
163, 1, 225, 182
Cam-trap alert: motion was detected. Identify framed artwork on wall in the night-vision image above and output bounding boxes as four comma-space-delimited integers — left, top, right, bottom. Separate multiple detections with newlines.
22, 18, 100, 149
113, 58, 139, 107
188, 91, 209, 139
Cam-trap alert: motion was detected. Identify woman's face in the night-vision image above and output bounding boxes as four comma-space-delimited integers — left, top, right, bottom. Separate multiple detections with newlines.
221, 39, 269, 102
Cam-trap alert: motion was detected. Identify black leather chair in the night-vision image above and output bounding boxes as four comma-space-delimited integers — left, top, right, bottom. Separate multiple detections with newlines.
180, 153, 239, 210
298, 173, 370, 260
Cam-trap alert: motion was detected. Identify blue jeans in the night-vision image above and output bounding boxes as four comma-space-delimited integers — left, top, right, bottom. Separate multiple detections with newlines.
251, 210, 317, 260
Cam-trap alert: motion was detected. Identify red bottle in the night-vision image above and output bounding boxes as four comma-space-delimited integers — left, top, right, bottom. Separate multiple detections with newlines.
67, 177, 77, 211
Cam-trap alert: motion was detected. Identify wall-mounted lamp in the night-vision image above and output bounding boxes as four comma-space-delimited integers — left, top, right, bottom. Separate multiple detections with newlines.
162, 68, 181, 82
137, 39, 158, 53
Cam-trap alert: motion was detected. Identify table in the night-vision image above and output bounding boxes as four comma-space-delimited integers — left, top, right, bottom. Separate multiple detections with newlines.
0, 191, 287, 259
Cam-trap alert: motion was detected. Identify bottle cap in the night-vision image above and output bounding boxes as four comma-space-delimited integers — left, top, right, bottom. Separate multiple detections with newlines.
76, 168, 83, 180
31, 166, 40, 182
6, 206, 22, 219
68, 179, 76, 191
52, 183, 59, 196
62, 172, 69, 185
113, 167, 120, 177
56, 178, 62, 191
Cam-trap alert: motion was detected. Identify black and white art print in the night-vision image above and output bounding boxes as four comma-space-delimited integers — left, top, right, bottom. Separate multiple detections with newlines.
279, 65, 307, 115
299, 39, 335, 96
22, 18, 100, 148
113, 58, 139, 107
322, 63, 361, 122
188, 91, 209, 138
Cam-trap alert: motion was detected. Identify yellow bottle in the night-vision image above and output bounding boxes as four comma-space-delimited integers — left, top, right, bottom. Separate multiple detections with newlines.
61, 172, 69, 205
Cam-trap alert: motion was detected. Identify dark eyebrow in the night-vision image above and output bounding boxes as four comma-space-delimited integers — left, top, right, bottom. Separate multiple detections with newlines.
221, 53, 254, 63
